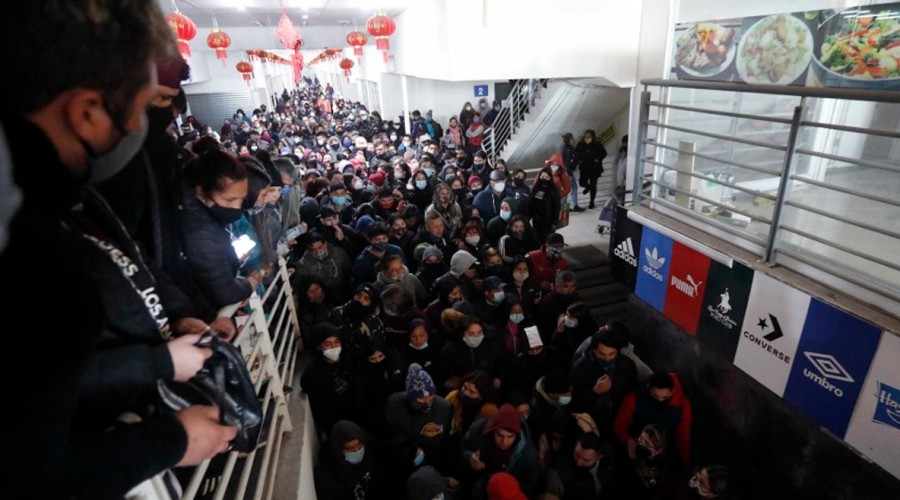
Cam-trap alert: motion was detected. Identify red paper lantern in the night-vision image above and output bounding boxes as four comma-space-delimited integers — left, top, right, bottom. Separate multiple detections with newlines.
167, 11, 197, 60
207, 30, 231, 66
236, 61, 254, 86
346, 30, 368, 63
366, 13, 396, 62
339, 57, 355, 80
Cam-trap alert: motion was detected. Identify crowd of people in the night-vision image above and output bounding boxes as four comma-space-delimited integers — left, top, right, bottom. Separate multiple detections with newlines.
2, 2, 733, 499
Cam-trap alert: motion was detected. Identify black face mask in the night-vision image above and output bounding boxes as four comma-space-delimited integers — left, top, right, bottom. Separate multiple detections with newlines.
409, 400, 432, 413
649, 398, 670, 411
147, 106, 175, 136
424, 261, 445, 273
208, 204, 244, 225
461, 395, 481, 408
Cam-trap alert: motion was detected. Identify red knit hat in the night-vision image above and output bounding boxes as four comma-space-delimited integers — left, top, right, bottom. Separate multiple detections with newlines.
486, 472, 527, 500
368, 171, 386, 187
484, 403, 521, 435
468, 175, 482, 187
157, 57, 189, 92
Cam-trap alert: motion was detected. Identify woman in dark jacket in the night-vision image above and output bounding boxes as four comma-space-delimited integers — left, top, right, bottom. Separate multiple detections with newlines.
408, 169, 434, 212
573, 129, 608, 209
529, 167, 561, 243
498, 214, 541, 265
180, 150, 259, 310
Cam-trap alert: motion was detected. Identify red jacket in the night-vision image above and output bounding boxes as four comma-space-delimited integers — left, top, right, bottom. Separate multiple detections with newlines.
613, 372, 692, 469
526, 248, 568, 286
546, 153, 571, 197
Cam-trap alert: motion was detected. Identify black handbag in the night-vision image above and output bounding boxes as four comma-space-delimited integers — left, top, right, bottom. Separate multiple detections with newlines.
158, 332, 263, 453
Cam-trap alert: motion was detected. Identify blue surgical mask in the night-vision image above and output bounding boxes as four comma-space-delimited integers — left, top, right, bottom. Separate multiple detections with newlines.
564, 316, 577, 328
499, 210, 511, 221
313, 249, 329, 261
510, 313, 524, 324
492, 291, 505, 304
343, 140, 352, 147
413, 448, 425, 467
344, 446, 365, 464
424, 168, 434, 177
557, 395, 572, 406
331, 196, 346, 206
281, 185, 291, 197
416, 179, 427, 189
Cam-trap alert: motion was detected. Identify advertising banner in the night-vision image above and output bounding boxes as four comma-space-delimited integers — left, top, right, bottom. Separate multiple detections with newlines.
696, 261, 755, 362
670, 4, 900, 90
733, 273, 810, 396
782, 299, 882, 437
635, 227, 674, 312
610, 205, 642, 291
663, 243, 711, 335
844, 332, 900, 480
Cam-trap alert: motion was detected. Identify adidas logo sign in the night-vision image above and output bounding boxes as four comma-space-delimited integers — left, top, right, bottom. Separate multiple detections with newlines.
641, 247, 666, 282
614, 238, 638, 267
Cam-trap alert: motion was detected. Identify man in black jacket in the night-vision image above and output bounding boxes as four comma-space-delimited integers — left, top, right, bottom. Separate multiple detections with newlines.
573, 129, 608, 209
0, 1, 235, 497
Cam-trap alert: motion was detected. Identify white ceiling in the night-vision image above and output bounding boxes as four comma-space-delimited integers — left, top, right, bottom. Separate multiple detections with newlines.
160, 0, 410, 29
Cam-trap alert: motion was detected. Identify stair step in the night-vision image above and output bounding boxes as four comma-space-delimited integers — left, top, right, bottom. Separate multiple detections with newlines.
589, 302, 630, 324
578, 283, 630, 304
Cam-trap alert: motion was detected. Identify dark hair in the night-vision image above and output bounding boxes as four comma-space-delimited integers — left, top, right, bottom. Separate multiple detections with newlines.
366, 221, 390, 239
185, 150, 248, 196
381, 284, 413, 312
408, 318, 429, 335
191, 136, 222, 156
648, 372, 674, 391
591, 331, 624, 351
463, 369, 495, 402
9, 0, 176, 116
381, 253, 403, 269
238, 156, 272, 210
576, 432, 603, 453
306, 230, 327, 246
602, 320, 631, 344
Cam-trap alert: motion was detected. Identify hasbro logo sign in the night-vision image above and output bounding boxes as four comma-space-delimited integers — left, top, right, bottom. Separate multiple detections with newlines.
873, 381, 900, 430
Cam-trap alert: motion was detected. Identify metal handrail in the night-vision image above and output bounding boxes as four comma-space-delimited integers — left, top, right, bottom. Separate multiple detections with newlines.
641, 78, 900, 103
638, 79, 900, 308
482, 78, 547, 164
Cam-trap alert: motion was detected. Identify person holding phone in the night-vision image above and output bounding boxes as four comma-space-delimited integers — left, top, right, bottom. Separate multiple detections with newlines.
181, 151, 260, 310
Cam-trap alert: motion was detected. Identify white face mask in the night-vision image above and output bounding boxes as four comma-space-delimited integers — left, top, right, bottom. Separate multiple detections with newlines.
513, 271, 529, 282
510, 313, 525, 324
353, 179, 364, 190
463, 335, 484, 349
409, 342, 428, 350
465, 235, 481, 246
550, 164, 559, 173
322, 346, 342, 362
492, 182, 505, 194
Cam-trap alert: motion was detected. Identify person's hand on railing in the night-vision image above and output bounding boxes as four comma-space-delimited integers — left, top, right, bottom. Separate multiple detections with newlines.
174, 405, 238, 467
168, 333, 214, 382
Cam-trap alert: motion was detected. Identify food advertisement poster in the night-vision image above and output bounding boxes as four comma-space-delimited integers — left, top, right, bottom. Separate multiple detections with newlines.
671, 4, 900, 89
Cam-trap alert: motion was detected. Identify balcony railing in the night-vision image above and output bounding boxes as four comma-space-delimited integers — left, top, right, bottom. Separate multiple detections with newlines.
635, 78, 900, 310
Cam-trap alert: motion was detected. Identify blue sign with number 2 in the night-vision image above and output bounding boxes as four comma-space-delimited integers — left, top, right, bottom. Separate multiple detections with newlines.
474, 85, 488, 97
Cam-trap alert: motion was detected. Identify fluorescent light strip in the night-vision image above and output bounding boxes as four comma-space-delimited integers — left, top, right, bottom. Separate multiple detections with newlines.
627, 210, 735, 268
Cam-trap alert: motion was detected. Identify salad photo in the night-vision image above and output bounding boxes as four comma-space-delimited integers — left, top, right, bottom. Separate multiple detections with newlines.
737, 14, 814, 84
817, 13, 900, 81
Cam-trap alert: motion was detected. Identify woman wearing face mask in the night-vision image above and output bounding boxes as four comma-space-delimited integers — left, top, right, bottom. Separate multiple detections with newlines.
464, 112, 485, 156
459, 101, 476, 130
399, 320, 442, 380
507, 256, 542, 318
295, 277, 334, 352
415, 244, 447, 297
374, 254, 428, 309
314, 419, 377, 500
180, 150, 263, 310
456, 219, 489, 255
444, 116, 463, 148
437, 317, 502, 394
426, 182, 463, 230
498, 213, 541, 265
302, 324, 363, 437
497, 295, 532, 358
408, 170, 434, 212
424, 277, 465, 336
486, 197, 516, 246
444, 370, 499, 437
529, 167, 562, 243
552, 301, 598, 366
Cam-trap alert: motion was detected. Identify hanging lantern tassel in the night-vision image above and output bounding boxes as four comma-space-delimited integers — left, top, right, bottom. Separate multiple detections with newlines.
339, 58, 354, 82
366, 13, 396, 63
207, 16, 231, 66
167, 11, 197, 60
236, 61, 254, 87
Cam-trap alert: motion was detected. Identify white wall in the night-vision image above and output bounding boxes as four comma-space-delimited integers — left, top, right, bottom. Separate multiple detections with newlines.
378, 76, 497, 130
391, 0, 644, 85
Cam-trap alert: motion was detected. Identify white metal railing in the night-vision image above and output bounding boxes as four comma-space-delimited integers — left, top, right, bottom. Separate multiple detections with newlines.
482, 78, 547, 165
635, 78, 900, 310
180, 260, 302, 500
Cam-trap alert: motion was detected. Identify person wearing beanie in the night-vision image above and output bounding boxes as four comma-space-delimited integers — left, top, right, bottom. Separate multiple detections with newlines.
301, 323, 362, 436
462, 403, 540, 497
314, 419, 378, 500
486, 472, 527, 500
415, 244, 447, 295
571, 330, 639, 434
406, 465, 447, 500
385, 363, 453, 470
449, 250, 479, 279
473, 168, 513, 222
352, 221, 406, 287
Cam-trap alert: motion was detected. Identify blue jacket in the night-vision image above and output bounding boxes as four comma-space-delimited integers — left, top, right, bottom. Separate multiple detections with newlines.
473, 186, 513, 221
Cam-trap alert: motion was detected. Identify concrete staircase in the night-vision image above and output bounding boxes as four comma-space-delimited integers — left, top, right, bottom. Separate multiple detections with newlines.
564, 244, 630, 325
